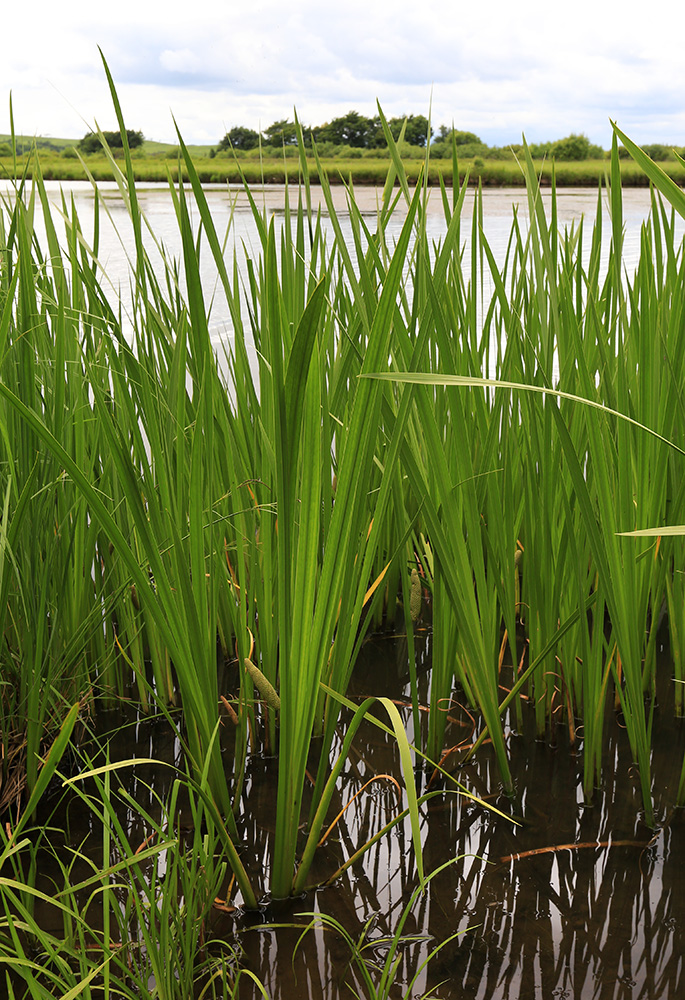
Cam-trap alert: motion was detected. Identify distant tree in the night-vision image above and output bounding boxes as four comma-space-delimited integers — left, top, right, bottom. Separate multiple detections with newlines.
262, 119, 298, 147
316, 111, 373, 148
641, 143, 670, 162
365, 116, 387, 148
125, 130, 144, 150
434, 127, 483, 147
486, 146, 516, 161
312, 112, 431, 149
620, 142, 670, 162
387, 114, 432, 147
528, 140, 553, 158
429, 143, 450, 160
79, 133, 102, 153
387, 115, 410, 143
550, 133, 591, 161
218, 126, 260, 151
79, 129, 144, 153
456, 142, 489, 159
455, 129, 483, 147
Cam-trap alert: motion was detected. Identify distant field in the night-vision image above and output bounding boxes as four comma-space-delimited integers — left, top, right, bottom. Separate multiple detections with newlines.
1, 135, 684, 187
0, 133, 214, 158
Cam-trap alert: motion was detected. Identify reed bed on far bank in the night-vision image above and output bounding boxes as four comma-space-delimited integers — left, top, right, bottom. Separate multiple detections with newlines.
2, 58, 685, 996
4, 149, 685, 188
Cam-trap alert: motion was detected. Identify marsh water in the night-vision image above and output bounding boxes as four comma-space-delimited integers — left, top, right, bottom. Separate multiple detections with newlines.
231, 632, 685, 1000
39, 625, 685, 1000
4, 180, 682, 350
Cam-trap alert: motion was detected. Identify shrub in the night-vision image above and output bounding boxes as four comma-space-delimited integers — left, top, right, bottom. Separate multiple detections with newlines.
218, 126, 260, 151
313, 140, 337, 158
551, 133, 591, 161
455, 142, 489, 159
642, 143, 671, 161
79, 129, 144, 153
487, 146, 517, 161
435, 127, 483, 145
528, 140, 553, 158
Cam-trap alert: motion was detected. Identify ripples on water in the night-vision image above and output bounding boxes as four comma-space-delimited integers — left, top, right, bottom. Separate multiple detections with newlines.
232, 632, 684, 1000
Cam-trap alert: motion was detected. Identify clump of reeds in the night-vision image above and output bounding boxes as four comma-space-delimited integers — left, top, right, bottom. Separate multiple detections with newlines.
2, 54, 685, 945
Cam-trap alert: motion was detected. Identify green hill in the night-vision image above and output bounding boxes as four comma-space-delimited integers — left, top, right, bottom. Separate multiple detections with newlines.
0, 134, 214, 157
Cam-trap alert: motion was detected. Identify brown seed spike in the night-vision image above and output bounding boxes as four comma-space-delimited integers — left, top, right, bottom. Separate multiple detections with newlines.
410, 567, 422, 622
244, 659, 281, 711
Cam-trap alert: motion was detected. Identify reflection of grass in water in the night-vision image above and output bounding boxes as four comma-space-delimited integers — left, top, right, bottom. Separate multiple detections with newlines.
282, 859, 473, 1000
0, 755, 256, 999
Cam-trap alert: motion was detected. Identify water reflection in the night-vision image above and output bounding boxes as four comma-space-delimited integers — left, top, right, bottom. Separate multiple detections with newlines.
27, 631, 685, 998
2, 180, 679, 352
234, 635, 685, 999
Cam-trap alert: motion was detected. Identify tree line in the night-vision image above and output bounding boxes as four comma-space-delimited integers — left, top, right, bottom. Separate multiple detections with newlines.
216, 115, 614, 161
219, 112, 433, 152
71, 121, 682, 164
78, 130, 145, 154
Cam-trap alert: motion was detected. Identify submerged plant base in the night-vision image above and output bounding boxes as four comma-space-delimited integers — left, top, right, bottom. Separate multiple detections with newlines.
228, 635, 685, 999
16, 634, 681, 1000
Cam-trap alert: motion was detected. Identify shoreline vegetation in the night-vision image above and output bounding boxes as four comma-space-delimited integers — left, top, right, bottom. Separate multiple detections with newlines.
2, 132, 685, 187
2, 150, 685, 187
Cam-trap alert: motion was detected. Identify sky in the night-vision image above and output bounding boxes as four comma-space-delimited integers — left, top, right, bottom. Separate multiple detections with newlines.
2, 0, 685, 149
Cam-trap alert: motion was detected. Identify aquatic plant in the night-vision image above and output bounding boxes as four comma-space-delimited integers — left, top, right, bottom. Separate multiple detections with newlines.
364, 132, 685, 825
291, 859, 472, 1000
0, 61, 446, 908
0, 759, 255, 998
1, 60, 685, 1000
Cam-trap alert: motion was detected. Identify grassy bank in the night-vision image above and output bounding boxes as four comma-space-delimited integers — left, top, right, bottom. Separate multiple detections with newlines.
2, 145, 685, 187
2, 69, 685, 996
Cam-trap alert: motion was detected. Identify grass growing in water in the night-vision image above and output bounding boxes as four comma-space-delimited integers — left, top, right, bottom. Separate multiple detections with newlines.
2, 59, 685, 996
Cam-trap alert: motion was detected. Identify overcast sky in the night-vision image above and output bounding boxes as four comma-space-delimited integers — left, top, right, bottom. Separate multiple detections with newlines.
2, 0, 684, 149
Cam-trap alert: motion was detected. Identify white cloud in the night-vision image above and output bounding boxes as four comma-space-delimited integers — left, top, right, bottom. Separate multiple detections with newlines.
1, 0, 684, 146
159, 49, 202, 75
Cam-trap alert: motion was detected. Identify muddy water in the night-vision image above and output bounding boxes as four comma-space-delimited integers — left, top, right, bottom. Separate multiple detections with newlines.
35, 629, 685, 999
231, 632, 685, 1000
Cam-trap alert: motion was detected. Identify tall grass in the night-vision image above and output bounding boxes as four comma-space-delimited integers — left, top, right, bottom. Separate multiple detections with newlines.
0, 64, 445, 909
365, 132, 685, 825
0, 759, 255, 998
1, 61, 685, 974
